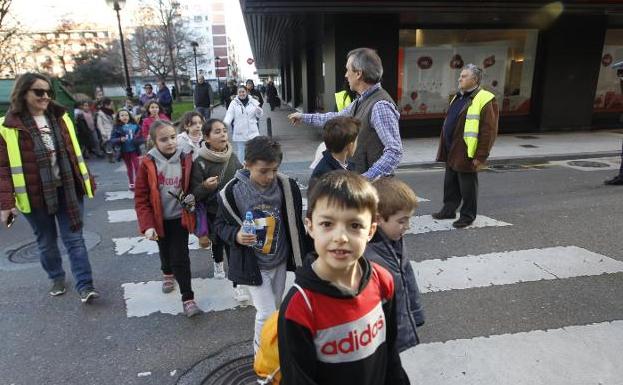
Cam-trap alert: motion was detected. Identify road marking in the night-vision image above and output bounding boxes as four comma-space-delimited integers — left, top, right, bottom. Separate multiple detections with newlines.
413, 246, 623, 293
108, 209, 137, 223
407, 215, 511, 235
105, 191, 134, 201
416, 196, 430, 203
401, 320, 623, 385
113, 235, 201, 255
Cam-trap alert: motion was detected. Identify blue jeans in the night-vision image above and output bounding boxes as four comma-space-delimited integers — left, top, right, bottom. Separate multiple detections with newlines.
23, 188, 94, 291
195, 106, 211, 120
235, 141, 246, 163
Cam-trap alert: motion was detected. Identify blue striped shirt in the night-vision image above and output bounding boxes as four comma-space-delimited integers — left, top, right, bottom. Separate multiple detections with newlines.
301, 83, 402, 179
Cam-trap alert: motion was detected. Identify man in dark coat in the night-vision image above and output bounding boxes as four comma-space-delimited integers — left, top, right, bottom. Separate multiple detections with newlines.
194, 75, 212, 120
157, 80, 173, 119
432, 64, 499, 228
245, 79, 264, 108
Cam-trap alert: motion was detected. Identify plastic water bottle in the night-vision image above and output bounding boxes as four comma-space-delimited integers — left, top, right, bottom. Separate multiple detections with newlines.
242, 211, 256, 246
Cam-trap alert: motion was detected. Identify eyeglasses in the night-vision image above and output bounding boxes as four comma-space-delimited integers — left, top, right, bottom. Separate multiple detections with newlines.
29, 88, 53, 98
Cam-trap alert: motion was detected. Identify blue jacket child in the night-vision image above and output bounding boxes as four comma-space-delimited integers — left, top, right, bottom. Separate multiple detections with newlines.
110, 122, 142, 159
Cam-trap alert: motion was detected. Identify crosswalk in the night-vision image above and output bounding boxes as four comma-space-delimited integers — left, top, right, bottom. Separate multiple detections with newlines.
102, 187, 623, 384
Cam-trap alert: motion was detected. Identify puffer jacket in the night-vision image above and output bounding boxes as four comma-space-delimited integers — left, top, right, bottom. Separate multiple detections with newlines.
0, 104, 96, 211
223, 97, 262, 142
364, 228, 425, 353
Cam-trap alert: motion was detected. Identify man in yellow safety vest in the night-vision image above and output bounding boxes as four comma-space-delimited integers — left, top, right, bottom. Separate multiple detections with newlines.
433, 64, 499, 228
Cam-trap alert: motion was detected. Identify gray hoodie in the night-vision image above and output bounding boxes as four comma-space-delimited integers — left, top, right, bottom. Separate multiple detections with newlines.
232, 169, 290, 269
148, 147, 183, 220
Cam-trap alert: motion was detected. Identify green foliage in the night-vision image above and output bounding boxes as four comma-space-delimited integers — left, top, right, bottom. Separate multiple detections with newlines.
63, 42, 124, 98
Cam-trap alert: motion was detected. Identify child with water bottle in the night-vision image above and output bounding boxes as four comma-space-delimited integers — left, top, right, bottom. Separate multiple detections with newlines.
215, 136, 311, 353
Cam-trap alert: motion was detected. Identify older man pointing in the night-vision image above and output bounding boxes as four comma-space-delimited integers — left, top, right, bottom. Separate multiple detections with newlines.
289, 47, 402, 180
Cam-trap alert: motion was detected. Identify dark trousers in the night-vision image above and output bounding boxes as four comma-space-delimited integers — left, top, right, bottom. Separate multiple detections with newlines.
157, 218, 194, 301
207, 212, 226, 263
619, 140, 623, 175
441, 166, 478, 222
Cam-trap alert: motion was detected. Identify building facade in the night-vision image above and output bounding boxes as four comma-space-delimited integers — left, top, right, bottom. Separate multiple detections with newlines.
241, 0, 623, 136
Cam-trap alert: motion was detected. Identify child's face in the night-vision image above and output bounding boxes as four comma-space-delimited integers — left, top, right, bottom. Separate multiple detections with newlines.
154, 125, 177, 155
246, 160, 279, 189
187, 116, 203, 137
81, 103, 90, 111
306, 197, 376, 274
205, 122, 228, 152
377, 209, 413, 241
148, 103, 160, 116
119, 111, 130, 124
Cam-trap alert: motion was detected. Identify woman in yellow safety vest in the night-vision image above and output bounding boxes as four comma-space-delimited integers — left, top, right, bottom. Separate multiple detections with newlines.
0, 73, 99, 304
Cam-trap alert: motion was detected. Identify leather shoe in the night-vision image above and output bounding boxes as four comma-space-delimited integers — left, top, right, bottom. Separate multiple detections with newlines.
452, 218, 474, 228
432, 211, 456, 220
604, 175, 623, 185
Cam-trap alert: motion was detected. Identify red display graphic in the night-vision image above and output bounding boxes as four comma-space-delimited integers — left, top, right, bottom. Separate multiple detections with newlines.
417, 56, 433, 69
483, 55, 496, 68
450, 54, 464, 69
602, 53, 613, 67
410, 91, 418, 101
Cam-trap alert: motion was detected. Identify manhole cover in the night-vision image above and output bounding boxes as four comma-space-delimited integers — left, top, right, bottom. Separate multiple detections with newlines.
519, 144, 539, 148
201, 356, 256, 385
567, 161, 610, 168
515, 135, 539, 139
488, 164, 524, 171
6, 231, 101, 264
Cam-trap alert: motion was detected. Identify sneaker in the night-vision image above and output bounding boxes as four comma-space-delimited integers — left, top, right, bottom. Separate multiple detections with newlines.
79, 287, 100, 304
49, 279, 66, 296
452, 218, 474, 228
431, 211, 457, 220
213, 262, 226, 280
183, 300, 203, 318
234, 286, 250, 303
604, 175, 623, 185
162, 274, 175, 293
128, 183, 135, 191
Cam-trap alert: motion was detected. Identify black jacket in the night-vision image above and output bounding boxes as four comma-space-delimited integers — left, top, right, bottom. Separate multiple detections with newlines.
248, 88, 264, 107
194, 82, 212, 108
309, 150, 354, 190
214, 173, 312, 285
278, 255, 410, 385
364, 228, 424, 352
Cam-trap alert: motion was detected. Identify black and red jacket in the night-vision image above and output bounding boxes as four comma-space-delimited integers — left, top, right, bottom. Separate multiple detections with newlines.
278, 255, 410, 385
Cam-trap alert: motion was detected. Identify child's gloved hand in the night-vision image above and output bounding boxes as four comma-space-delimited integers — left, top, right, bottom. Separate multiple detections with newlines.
144, 228, 158, 241
182, 193, 196, 212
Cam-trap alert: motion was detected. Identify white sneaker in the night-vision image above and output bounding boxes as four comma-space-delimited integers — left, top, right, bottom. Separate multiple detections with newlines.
234, 286, 250, 303
213, 261, 226, 280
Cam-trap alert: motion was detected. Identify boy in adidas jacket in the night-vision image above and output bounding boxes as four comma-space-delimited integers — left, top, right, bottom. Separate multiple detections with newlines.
278, 170, 410, 385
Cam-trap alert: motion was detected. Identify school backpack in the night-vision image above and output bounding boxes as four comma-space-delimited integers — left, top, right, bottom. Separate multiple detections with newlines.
254, 283, 311, 385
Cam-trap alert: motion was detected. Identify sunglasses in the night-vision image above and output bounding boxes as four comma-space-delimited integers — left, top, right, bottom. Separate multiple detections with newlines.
29, 88, 53, 97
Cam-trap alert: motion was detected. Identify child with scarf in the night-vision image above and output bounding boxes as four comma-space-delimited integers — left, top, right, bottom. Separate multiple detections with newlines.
96, 98, 115, 163
190, 119, 242, 280
177, 111, 204, 159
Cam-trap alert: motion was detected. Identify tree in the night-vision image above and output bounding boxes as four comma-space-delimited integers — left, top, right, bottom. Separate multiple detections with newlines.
0, 0, 21, 77
130, 0, 195, 90
64, 42, 124, 97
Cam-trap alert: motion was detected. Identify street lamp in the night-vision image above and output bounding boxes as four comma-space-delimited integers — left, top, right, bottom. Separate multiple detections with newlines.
106, 0, 133, 98
215, 56, 221, 92
190, 41, 199, 83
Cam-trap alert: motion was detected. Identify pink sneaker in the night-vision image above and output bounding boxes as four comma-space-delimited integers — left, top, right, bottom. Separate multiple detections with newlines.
183, 300, 203, 318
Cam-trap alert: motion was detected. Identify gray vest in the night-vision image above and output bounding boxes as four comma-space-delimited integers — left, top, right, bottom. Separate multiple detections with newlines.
350, 86, 397, 174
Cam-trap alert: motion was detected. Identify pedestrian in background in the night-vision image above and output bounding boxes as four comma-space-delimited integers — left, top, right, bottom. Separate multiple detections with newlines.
194, 75, 213, 120
110, 109, 142, 190
139, 83, 158, 109
224, 85, 263, 161
246, 79, 264, 108
140, 101, 169, 141
289, 47, 402, 180
221, 79, 237, 110
134, 120, 202, 318
157, 80, 173, 119
432, 64, 499, 228
266, 81, 279, 111
604, 140, 623, 185
76, 101, 104, 159
0, 72, 99, 303
177, 111, 204, 158
96, 97, 115, 163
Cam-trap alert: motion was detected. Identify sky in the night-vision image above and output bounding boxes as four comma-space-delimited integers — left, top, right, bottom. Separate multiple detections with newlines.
10, 0, 257, 79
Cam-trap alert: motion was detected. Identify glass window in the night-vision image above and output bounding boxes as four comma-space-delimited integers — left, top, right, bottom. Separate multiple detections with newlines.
594, 30, 623, 112
398, 29, 538, 119
194, 15, 202, 23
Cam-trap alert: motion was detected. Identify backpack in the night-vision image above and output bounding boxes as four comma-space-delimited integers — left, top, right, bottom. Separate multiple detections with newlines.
254, 283, 311, 385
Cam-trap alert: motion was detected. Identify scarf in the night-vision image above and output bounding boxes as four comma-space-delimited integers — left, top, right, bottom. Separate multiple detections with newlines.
100, 106, 114, 117
21, 111, 84, 231
197, 141, 232, 163
239, 96, 249, 107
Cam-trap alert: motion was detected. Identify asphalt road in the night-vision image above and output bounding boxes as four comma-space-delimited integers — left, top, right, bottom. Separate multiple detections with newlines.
1, 157, 622, 385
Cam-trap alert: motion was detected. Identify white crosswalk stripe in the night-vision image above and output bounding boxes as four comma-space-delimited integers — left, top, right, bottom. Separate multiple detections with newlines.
400, 320, 623, 384
113, 235, 201, 255
108, 209, 137, 223
407, 214, 511, 234
105, 191, 134, 201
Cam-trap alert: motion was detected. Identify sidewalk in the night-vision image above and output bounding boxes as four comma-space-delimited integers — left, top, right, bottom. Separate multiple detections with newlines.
213, 103, 623, 170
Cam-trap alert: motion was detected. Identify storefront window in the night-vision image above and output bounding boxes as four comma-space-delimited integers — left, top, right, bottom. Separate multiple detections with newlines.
398, 29, 538, 119
594, 30, 623, 112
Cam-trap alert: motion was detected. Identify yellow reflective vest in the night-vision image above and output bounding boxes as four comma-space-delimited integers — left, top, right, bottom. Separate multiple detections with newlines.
0, 113, 93, 213
334, 91, 353, 112
450, 89, 495, 158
